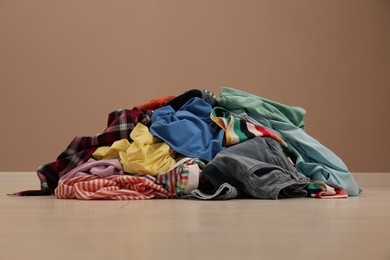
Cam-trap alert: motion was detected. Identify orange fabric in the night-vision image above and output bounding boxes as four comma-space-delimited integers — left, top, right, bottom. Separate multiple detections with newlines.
136, 96, 176, 110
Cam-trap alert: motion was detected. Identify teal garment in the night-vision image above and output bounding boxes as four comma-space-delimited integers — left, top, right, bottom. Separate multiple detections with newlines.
217, 87, 360, 196
218, 87, 306, 129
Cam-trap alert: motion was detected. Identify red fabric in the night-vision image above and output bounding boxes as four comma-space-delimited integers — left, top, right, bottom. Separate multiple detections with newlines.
314, 189, 348, 199
136, 96, 176, 110
55, 175, 169, 200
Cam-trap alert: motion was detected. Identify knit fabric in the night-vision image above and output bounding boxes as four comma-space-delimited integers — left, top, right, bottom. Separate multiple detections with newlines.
55, 175, 169, 200
211, 107, 290, 148
150, 97, 224, 161
59, 158, 124, 182
93, 123, 176, 175
218, 86, 306, 128
157, 157, 205, 197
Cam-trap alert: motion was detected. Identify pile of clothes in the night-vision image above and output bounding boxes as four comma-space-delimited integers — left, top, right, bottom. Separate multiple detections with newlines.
12, 87, 360, 200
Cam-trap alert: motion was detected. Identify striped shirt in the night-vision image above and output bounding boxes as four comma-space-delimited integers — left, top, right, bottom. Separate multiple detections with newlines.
55, 175, 169, 200
211, 106, 288, 147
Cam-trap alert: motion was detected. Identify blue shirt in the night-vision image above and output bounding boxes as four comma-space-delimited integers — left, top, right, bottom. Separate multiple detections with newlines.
150, 97, 225, 161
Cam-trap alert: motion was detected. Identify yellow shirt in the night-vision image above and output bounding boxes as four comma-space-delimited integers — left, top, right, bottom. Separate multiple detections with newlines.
93, 123, 176, 175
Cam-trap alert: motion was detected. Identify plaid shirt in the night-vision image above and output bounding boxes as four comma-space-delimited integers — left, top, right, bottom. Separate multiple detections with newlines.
15, 108, 153, 196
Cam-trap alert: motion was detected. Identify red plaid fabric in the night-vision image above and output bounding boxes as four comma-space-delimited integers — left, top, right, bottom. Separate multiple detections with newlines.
14, 108, 152, 196
55, 175, 169, 200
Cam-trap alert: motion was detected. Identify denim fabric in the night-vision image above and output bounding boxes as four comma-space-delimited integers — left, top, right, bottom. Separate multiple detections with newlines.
199, 137, 309, 199
177, 183, 239, 200
217, 87, 361, 196
230, 110, 360, 196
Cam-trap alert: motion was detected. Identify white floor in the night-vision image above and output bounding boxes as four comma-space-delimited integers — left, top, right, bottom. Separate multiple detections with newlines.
1, 172, 389, 260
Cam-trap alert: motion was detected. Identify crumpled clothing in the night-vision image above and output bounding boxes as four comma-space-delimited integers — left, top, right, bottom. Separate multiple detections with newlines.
200, 137, 309, 199
59, 158, 124, 182
93, 123, 176, 175
157, 157, 205, 197
306, 181, 348, 199
211, 106, 291, 150
13, 108, 152, 196
218, 86, 306, 128
150, 97, 225, 161
55, 175, 169, 200
217, 86, 360, 196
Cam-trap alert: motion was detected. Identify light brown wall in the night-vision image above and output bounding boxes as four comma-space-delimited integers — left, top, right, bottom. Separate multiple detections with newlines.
1, 0, 389, 172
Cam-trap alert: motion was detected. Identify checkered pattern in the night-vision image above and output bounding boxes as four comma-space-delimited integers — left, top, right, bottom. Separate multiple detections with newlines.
15, 108, 152, 196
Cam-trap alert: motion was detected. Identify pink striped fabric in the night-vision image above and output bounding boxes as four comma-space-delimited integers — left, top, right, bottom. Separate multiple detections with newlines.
55, 175, 169, 200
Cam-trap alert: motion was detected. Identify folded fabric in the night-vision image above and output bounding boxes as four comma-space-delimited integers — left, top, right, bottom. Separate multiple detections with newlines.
55, 175, 169, 200
157, 157, 205, 197
59, 158, 124, 182
12, 108, 152, 196
93, 123, 176, 175
150, 97, 225, 161
306, 181, 348, 199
